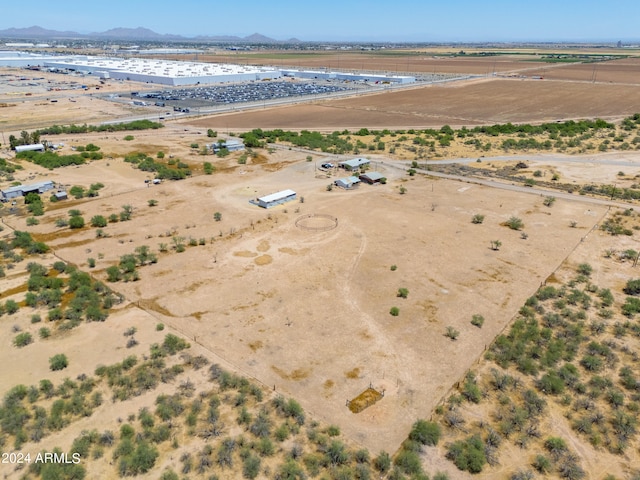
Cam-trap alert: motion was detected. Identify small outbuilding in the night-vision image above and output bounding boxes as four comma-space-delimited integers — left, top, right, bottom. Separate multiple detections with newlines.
256, 189, 297, 209
339, 158, 370, 171
211, 139, 245, 153
53, 191, 68, 201
334, 176, 361, 189
359, 172, 385, 184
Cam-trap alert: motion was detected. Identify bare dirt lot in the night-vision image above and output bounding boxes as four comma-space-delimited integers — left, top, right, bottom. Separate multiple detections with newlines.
0, 142, 610, 455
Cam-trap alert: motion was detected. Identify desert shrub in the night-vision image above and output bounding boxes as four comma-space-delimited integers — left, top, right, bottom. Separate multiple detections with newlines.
445, 326, 459, 340
544, 437, 568, 459
13, 332, 33, 347
472, 214, 485, 224
624, 278, 640, 295
390, 306, 400, 316
505, 216, 524, 230
538, 371, 566, 395
471, 314, 485, 328
446, 435, 486, 473
49, 354, 68, 371
622, 297, 640, 317
394, 449, 423, 475
325, 440, 349, 466
242, 454, 261, 479
374, 451, 391, 473
532, 454, 552, 473
397, 287, 409, 299
408, 420, 441, 446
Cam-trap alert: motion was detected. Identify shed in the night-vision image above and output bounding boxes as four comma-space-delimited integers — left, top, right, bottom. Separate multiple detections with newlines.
256, 189, 296, 208
359, 172, 385, 184
334, 176, 361, 189
211, 139, 245, 153
339, 158, 370, 170
53, 191, 68, 201
15, 143, 45, 153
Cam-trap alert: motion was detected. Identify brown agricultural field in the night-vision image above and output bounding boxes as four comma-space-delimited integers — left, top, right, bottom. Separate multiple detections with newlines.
187, 78, 640, 131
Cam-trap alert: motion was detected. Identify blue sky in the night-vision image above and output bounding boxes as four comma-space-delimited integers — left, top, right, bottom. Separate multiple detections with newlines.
2, 0, 638, 42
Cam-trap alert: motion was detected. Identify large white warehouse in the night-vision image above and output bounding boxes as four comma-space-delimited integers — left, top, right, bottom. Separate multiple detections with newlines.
43, 56, 282, 86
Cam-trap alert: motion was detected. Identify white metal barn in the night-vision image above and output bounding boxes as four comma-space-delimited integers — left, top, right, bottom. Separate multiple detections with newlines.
15, 144, 45, 153
256, 189, 297, 208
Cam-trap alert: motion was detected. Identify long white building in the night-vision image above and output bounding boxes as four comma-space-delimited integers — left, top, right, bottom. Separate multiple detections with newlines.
43, 56, 282, 86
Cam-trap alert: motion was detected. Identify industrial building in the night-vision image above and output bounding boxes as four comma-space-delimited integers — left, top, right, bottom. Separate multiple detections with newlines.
42, 56, 282, 86
1, 181, 54, 200
281, 69, 415, 84
0, 51, 62, 67
255, 189, 297, 209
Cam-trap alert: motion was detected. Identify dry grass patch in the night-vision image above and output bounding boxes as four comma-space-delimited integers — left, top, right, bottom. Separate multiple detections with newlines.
348, 387, 384, 414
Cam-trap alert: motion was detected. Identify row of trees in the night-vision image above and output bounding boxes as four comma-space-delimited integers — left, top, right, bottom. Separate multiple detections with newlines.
34, 119, 163, 136
124, 152, 191, 180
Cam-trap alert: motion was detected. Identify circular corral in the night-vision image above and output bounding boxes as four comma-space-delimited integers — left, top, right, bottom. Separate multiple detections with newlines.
295, 213, 338, 232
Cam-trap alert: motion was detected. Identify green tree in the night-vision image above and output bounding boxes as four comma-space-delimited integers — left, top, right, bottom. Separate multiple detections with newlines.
120, 205, 133, 221
69, 185, 85, 199
90, 215, 107, 227
69, 216, 85, 229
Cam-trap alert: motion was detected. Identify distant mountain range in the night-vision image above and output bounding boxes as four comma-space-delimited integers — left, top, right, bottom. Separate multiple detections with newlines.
0, 25, 298, 43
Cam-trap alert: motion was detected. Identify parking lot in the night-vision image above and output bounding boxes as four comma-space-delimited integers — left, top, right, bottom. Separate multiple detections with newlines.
131, 80, 354, 108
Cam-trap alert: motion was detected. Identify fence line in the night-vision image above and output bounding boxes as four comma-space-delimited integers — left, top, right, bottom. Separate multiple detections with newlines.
431, 205, 611, 416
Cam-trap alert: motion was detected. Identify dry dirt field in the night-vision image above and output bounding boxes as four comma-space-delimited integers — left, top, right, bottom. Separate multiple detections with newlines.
2, 49, 640, 478
521, 57, 640, 85
182, 51, 539, 75
187, 78, 640, 131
